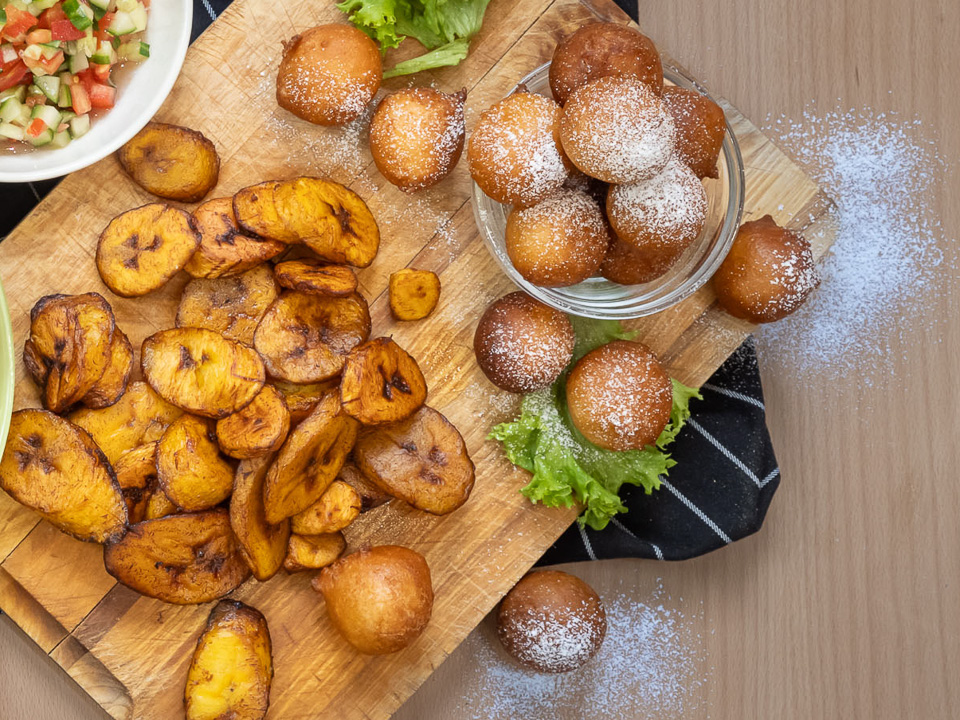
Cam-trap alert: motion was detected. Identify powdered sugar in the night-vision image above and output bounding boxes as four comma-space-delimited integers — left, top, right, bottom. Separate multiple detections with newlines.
499, 593, 605, 673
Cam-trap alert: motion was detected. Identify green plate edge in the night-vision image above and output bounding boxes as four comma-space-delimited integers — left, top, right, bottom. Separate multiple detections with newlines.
0, 276, 13, 453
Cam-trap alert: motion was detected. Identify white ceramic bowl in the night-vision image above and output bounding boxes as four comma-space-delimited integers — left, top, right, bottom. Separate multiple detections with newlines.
0, 0, 192, 183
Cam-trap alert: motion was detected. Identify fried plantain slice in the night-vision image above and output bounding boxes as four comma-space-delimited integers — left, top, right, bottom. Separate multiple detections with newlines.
354, 405, 475, 515
216, 385, 290, 460
144, 486, 179, 521
0, 409, 127, 542
70, 381, 183, 465
104, 509, 250, 604
184, 197, 287, 279
263, 392, 358, 524
233, 177, 380, 267
114, 442, 159, 525
290, 480, 361, 535
273, 260, 358, 297
389, 268, 441, 321
230, 454, 290, 581
157, 415, 235, 512
117, 122, 220, 203
283, 532, 346, 573
337, 462, 393, 512
176, 265, 279, 346
185, 600, 273, 720
81, 329, 134, 409
25, 293, 115, 413
339, 337, 427, 425
96, 204, 201, 298
270, 378, 340, 424
253, 291, 370, 384
141, 328, 265, 418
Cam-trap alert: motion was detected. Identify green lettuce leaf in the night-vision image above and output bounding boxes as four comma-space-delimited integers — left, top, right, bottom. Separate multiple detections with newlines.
382, 39, 469, 79
336, 0, 404, 50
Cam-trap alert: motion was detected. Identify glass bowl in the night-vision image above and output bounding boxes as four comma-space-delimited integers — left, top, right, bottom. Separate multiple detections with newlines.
472, 62, 745, 320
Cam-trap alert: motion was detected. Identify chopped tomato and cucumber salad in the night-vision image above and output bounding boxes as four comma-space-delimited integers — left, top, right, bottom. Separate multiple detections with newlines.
0, 0, 149, 149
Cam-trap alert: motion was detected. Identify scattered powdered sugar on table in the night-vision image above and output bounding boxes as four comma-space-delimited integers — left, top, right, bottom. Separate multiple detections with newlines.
756, 107, 955, 381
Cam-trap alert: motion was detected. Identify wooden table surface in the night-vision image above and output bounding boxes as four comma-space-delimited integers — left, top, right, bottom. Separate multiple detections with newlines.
2, 0, 959, 717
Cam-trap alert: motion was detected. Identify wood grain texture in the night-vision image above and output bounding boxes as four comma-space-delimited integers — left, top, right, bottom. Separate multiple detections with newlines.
0, 0, 854, 717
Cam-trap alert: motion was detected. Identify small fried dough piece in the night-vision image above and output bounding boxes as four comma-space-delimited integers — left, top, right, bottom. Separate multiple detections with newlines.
81, 329, 134, 409
283, 532, 346, 572
0, 409, 127, 543
177, 265, 280, 346
337, 462, 392, 512
216, 385, 291, 460
290, 481, 361, 535
253, 291, 371, 384
270, 379, 340, 424
96, 204, 201, 298
389, 269, 441, 321
157, 415, 235, 512
354, 406, 475, 515
103, 509, 250, 604
264, 392, 358, 524
141, 328, 265, 418
233, 177, 380, 267
185, 600, 273, 720
118, 122, 220, 203
274, 260, 358, 297
661, 86, 726, 180
339, 337, 427, 425
184, 197, 286, 279
230, 455, 290, 581
114, 442, 159, 525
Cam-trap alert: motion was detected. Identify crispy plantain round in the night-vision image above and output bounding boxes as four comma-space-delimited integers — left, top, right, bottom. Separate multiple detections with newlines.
114, 442, 160, 525
81, 329, 134, 409
184, 197, 287, 279
283, 532, 346, 573
269, 378, 341, 425
290, 480, 362, 535
230, 454, 291, 582
216, 384, 291, 460
117, 122, 220, 203
388, 269, 441, 321
177, 265, 280, 346
157, 415, 235, 512
339, 337, 427, 425
273, 260, 358, 297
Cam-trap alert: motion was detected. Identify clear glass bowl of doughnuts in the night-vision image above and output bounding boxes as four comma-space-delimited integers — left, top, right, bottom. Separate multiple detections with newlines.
472, 61, 745, 320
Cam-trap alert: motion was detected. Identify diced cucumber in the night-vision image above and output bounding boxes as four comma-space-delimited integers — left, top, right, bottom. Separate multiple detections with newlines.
39, 43, 61, 60
107, 10, 136, 36
130, 3, 146, 32
57, 82, 71, 108
69, 50, 89, 72
27, 126, 54, 146
90, 40, 114, 64
31, 103, 61, 129
50, 129, 71, 148
0, 97, 23, 124
62, 0, 93, 30
0, 7, 6, 25
68, 112, 89, 138
0, 122, 25, 141
30, 0, 60, 12
76, 33, 96, 59
87, 0, 111, 10
21, 44, 42, 63
0, 85, 26, 103
115, 0, 138, 12
34, 75, 60, 102
118, 39, 148, 62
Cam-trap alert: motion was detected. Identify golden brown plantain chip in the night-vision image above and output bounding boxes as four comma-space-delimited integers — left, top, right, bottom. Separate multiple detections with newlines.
253, 291, 370, 384
114, 442, 159, 525
216, 385, 290, 460
81, 329, 134, 409
389, 268, 441, 321
273, 260, 358, 297
270, 378, 340, 424
96, 203, 201, 298
263, 392, 358, 524
144, 486, 179, 521
339, 337, 427, 425
0, 409, 127, 542
69, 381, 183, 465
283, 532, 346, 573
290, 480, 361, 535
233, 177, 380, 267
230, 454, 290, 581
103, 509, 250, 604
185, 600, 273, 720
141, 328, 265, 418
25, 293, 115, 413
337, 462, 393, 512
176, 265, 279, 346
117, 122, 220, 203
354, 405, 475, 515
184, 197, 286, 279
157, 415, 235, 512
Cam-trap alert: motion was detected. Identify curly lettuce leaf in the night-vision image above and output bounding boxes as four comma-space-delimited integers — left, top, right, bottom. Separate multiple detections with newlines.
382, 39, 469, 79
336, 0, 404, 50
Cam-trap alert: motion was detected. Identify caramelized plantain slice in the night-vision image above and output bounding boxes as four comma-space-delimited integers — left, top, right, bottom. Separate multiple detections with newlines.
144, 486, 179, 521
283, 532, 346, 573
157, 415, 235, 512
114, 442, 159, 525
216, 385, 291, 460
230, 454, 290, 581
263, 392, 358, 524
233, 177, 380, 267
185, 600, 273, 720
70, 381, 183, 465
141, 328, 265, 418
253, 291, 370, 384
290, 480, 361, 535
81, 329, 134, 409
270, 378, 340, 424
177, 265, 279, 347
117, 122, 220, 203
389, 268, 441, 321
96, 204, 201, 298
339, 337, 427, 425
337, 462, 393, 512
0, 409, 127, 542
273, 260, 358, 297
184, 197, 286, 279
354, 405, 475, 515
104, 509, 250, 604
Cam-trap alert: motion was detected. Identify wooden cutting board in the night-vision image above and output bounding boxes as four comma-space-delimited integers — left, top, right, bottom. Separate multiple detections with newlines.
0, 0, 836, 717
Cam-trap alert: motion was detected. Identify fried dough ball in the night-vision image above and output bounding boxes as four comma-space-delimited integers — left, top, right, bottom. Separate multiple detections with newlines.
497, 570, 607, 674
474, 291, 574, 394
605, 157, 708, 282
712, 215, 820, 323
661, 86, 726, 179
600, 233, 674, 285
550, 22, 663, 105
276, 24, 381, 126
505, 188, 607, 287
560, 75, 675, 184
565, 340, 672, 452
468, 90, 569, 207
370, 87, 466, 192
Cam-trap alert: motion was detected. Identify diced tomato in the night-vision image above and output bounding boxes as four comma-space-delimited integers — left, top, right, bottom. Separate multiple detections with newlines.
70, 82, 91, 113
88, 82, 115, 109
75, 67, 94, 91
38, 4, 67, 30
90, 62, 110, 82
28, 49, 65, 76
26, 29, 53, 45
95, 12, 114, 43
26, 118, 47, 139
2, 6, 37, 42
50, 19, 86, 42
0, 60, 30, 92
